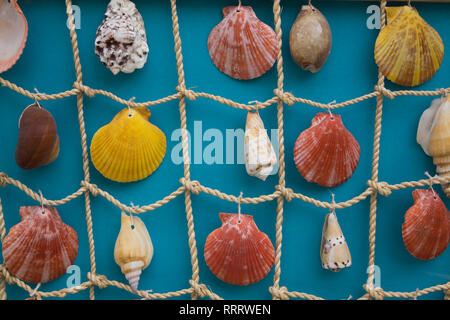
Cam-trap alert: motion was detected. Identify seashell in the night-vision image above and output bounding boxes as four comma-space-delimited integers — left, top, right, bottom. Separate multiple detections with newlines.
320, 211, 352, 272
207, 6, 279, 80
293, 113, 360, 187
95, 0, 149, 75
204, 213, 275, 286
374, 6, 444, 87
417, 95, 450, 196
402, 189, 449, 260
15, 102, 60, 170
114, 212, 153, 291
289, 4, 332, 73
2, 206, 78, 284
0, 0, 28, 73
90, 107, 166, 183
244, 111, 277, 181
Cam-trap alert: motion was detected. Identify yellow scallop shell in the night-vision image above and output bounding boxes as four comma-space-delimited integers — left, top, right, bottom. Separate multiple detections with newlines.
90, 107, 166, 183
375, 6, 444, 87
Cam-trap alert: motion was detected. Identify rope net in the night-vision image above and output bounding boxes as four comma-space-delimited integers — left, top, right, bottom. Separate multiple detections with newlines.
0, 0, 449, 300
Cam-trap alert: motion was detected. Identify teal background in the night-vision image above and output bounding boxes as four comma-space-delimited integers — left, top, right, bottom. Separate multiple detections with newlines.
0, 0, 449, 300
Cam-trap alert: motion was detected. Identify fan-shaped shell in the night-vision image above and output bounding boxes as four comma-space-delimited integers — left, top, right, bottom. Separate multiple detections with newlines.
2, 206, 78, 284
15, 103, 60, 170
90, 107, 166, 183
0, 0, 28, 73
293, 113, 360, 187
244, 111, 277, 181
207, 6, 279, 80
374, 6, 444, 87
204, 213, 275, 286
402, 189, 449, 260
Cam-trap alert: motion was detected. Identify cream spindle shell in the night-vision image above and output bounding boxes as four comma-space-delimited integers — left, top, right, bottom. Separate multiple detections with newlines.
244, 111, 278, 181
114, 212, 153, 291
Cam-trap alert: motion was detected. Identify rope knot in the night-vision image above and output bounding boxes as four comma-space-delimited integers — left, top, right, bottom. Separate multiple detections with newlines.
81, 181, 100, 197
269, 286, 290, 300
73, 82, 96, 98
176, 86, 197, 101
88, 272, 109, 290
367, 180, 392, 197
274, 89, 295, 106
275, 185, 294, 202
363, 284, 384, 300
189, 280, 210, 298
180, 178, 202, 195
0, 172, 8, 188
374, 85, 395, 100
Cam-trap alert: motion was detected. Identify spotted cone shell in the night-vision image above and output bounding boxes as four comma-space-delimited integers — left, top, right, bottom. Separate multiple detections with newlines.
402, 189, 449, 260
207, 6, 279, 80
244, 111, 277, 181
294, 113, 360, 187
90, 107, 166, 183
204, 213, 275, 286
2, 206, 78, 284
375, 6, 444, 87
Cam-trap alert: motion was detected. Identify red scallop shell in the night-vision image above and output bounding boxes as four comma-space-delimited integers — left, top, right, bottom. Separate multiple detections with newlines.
293, 113, 361, 187
2, 206, 79, 283
204, 213, 275, 286
207, 6, 279, 80
402, 189, 449, 260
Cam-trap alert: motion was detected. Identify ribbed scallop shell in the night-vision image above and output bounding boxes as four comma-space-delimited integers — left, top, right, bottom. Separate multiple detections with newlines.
0, 0, 28, 73
402, 189, 449, 260
293, 113, 360, 187
204, 213, 275, 286
90, 107, 166, 183
244, 111, 277, 181
207, 6, 279, 80
2, 206, 78, 284
374, 6, 444, 87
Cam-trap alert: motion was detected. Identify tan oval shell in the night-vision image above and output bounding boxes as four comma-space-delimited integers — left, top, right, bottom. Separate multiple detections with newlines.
375, 6, 444, 87
2, 206, 78, 284
289, 5, 332, 73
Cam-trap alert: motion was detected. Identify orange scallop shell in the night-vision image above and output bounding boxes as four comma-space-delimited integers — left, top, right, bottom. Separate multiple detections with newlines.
204, 213, 275, 286
2, 206, 79, 284
402, 189, 449, 260
207, 6, 279, 80
293, 113, 360, 187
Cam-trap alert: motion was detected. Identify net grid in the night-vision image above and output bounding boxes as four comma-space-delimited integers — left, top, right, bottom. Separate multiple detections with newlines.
0, 0, 449, 300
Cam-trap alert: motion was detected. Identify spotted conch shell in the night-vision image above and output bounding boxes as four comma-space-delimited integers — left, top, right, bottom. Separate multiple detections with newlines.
2, 206, 79, 284
207, 6, 279, 80
0, 0, 28, 73
375, 6, 444, 87
95, 0, 149, 75
114, 212, 153, 291
204, 213, 275, 286
294, 113, 361, 187
417, 95, 450, 196
244, 111, 277, 181
320, 211, 351, 272
402, 189, 449, 260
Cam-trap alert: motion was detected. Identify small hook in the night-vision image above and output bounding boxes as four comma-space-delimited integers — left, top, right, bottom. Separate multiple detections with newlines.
327, 100, 336, 120
328, 189, 336, 214
38, 190, 45, 214
237, 191, 243, 223
127, 97, 136, 116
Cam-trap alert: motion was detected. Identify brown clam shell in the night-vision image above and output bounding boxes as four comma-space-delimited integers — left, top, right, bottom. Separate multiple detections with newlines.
15, 103, 59, 170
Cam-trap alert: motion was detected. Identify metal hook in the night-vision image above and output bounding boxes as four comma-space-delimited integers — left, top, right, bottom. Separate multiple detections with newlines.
127, 97, 136, 116
328, 189, 336, 214
327, 100, 336, 120
38, 190, 45, 213
237, 191, 243, 223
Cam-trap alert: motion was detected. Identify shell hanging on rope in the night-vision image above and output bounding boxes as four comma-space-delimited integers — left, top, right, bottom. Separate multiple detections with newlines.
90, 107, 166, 183
0, 0, 28, 73
289, 4, 332, 73
402, 189, 449, 260
204, 213, 275, 286
293, 113, 360, 187
15, 102, 60, 170
244, 111, 278, 181
374, 6, 444, 87
207, 6, 279, 80
320, 211, 352, 272
95, 0, 149, 75
114, 212, 153, 291
2, 206, 79, 284
417, 95, 450, 197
